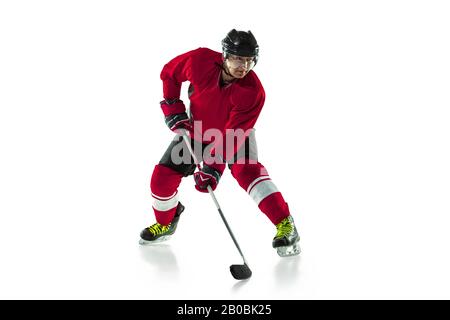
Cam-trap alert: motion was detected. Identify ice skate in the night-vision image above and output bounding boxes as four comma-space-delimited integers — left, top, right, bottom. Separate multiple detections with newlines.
272, 215, 300, 257
139, 203, 185, 245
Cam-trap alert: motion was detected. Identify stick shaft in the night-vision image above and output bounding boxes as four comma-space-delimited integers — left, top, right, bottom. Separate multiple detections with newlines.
181, 133, 248, 265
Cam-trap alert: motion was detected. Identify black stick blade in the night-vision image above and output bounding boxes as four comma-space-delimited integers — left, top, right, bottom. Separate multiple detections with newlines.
230, 263, 252, 280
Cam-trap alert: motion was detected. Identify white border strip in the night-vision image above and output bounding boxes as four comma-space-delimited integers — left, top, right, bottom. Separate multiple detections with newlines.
153, 194, 179, 211
249, 180, 279, 205
246, 175, 270, 194
151, 191, 177, 201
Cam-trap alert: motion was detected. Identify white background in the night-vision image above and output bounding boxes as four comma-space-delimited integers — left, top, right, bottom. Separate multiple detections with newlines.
1, 0, 450, 300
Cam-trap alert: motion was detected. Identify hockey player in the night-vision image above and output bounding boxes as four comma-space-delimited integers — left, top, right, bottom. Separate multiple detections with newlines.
139, 29, 300, 257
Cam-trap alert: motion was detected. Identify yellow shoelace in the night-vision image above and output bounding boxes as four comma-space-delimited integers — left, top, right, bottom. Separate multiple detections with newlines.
276, 218, 293, 238
148, 223, 170, 236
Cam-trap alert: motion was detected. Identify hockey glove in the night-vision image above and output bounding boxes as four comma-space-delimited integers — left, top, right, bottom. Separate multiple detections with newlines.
164, 112, 193, 133
194, 164, 224, 193
160, 98, 193, 133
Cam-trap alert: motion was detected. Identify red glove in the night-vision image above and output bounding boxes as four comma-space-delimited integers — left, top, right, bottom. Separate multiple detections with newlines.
194, 164, 224, 193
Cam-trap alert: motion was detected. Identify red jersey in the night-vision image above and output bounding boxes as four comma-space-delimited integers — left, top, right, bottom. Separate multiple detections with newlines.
160, 48, 265, 162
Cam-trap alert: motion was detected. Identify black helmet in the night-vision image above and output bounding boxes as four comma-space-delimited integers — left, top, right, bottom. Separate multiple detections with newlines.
222, 29, 259, 62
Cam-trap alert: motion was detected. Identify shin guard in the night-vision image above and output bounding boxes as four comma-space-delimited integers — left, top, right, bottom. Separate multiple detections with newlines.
230, 162, 290, 225
150, 164, 183, 225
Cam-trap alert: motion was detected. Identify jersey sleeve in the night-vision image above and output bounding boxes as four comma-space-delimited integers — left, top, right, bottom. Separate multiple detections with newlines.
160, 49, 198, 99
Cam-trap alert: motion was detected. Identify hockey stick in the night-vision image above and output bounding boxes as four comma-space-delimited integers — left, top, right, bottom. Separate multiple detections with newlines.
181, 132, 252, 280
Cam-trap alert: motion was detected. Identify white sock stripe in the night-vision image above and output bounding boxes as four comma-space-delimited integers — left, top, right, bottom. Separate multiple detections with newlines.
246, 175, 270, 193
247, 177, 271, 194
151, 191, 177, 201
153, 194, 179, 211
248, 179, 279, 206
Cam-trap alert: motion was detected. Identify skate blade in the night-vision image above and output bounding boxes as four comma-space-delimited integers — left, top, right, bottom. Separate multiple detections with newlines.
276, 242, 301, 257
139, 236, 171, 245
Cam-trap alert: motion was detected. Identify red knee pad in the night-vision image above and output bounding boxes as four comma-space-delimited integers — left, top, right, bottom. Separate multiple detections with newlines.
150, 164, 183, 198
230, 162, 269, 190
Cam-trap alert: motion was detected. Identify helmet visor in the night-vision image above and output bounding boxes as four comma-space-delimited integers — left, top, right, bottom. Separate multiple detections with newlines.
226, 54, 256, 70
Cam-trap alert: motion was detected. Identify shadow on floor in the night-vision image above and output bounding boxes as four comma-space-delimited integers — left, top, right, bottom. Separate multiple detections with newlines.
139, 244, 180, 279
273, 254, 301, 287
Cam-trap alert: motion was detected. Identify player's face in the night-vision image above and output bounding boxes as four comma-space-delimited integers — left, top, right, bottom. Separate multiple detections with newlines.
225, 54, 256, 78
